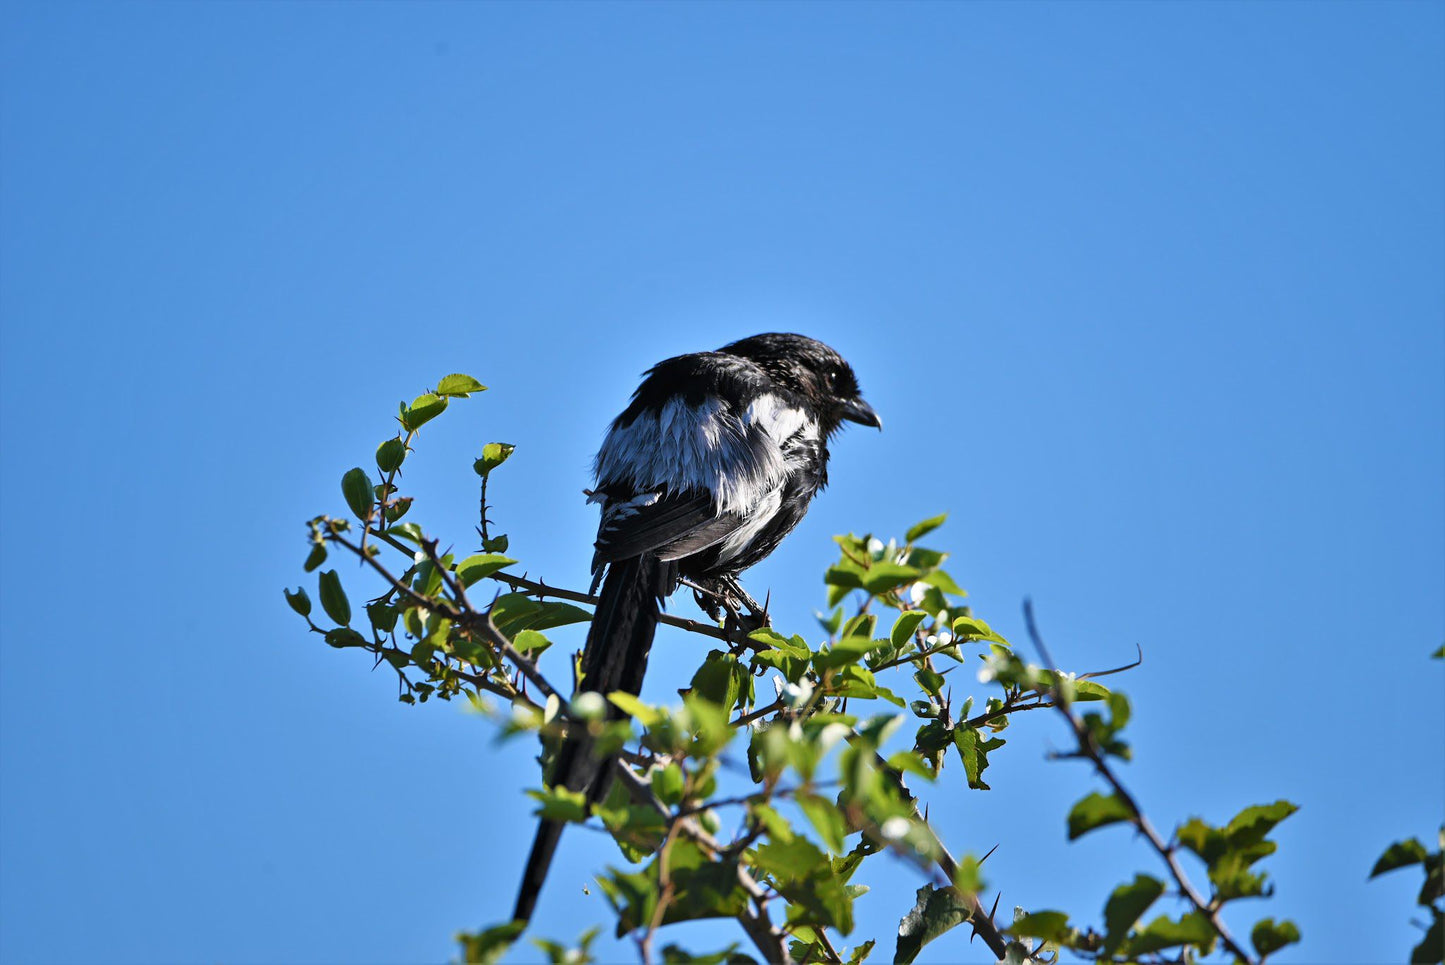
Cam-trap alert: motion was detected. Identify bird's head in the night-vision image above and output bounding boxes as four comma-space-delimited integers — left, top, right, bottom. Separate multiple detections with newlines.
721, 332, 881, 436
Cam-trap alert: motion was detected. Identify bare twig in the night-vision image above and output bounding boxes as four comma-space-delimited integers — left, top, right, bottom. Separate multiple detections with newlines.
1022, 599, 1255, 965
814, 927, 844, 964
734, 699, 786, 728
1077, 643, 1143, 681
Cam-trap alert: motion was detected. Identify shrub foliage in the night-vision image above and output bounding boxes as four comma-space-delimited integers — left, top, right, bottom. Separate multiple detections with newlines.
286, 377, 1323, 964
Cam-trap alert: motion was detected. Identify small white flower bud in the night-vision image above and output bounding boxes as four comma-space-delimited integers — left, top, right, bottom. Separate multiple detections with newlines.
782, 678, 815, 709
571, 691, 606, 720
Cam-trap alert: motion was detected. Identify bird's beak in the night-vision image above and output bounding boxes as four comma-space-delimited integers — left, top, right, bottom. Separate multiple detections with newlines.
840, 397, 882, 430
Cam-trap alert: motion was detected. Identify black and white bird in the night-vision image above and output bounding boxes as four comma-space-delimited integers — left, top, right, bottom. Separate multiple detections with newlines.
512, 332, 880, 924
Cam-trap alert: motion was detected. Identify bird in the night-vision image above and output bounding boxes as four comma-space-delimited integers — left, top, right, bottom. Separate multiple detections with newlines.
511, 332, 880, 925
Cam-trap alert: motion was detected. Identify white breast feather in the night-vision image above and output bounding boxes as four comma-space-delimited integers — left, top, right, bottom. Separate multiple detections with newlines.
595, 393, 810, 516
714, 488, 784, 565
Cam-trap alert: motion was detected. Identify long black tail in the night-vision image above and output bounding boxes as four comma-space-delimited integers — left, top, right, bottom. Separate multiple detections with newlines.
511, 554, 664, 924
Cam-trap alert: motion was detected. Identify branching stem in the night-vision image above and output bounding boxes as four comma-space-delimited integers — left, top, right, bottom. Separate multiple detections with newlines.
1023, 599, 1255, 965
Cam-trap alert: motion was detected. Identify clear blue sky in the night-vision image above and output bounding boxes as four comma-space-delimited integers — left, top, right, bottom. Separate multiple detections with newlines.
1, 3, 1440, 963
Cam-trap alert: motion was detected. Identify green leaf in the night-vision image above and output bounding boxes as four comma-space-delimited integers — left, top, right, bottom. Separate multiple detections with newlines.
512, 629, 551, 655
797, 792, 848, 853
953, 726, 1002, 791
1128, 912, 1216, 955
894, 884, 974, 964
283, 586, 311, 617
653, 763, 684, 805
660, 944, 746, 965
341, 467, 375, 520
456, 921, 525, 965
317, 570, 351, 626
455, 553, 518, 587
436, 373, 486, 397
644, 839, 748, 929
595, 782, 667, 862
756, 836, 855, 932
528, 601, 593, 632
1432, 643, 1444, 659
1250, 917, 1301, 958
825, 565, 865, 590
526, 786, 589, 823
375, 438, 407, 474
532, 926, 601, 965
921, 569, 967, 598
951, 615, 1000, 641
841, 614, 876, 640
608, 692, 664, 728
366, 600, 398, 634
900, 546, 945, 570
689, 652, 746, 711
1101, 874, 1165, 954
487, 592, 540, 636
890, 610, 927, 649
814, 636, 877, 671
303, 542, 327, 572
1067, 791, 1134, 840
1010, 910, 1070, 942
905, 513, 947, 544
388, 521, 424, 543
885, 751, 937, 783
914, 666, 945, 698
474, 442, 516, 476
1372, 838, 1429, 877
844, 940, 875, 965
1224, 800, 1298, 847
324, 627, 366, 649
402, 393, 447, 430
861, 562, 923, 596
816, 606, 845, 636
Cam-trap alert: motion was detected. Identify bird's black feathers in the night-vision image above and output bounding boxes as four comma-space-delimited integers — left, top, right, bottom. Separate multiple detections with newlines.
512, 332, 878, 925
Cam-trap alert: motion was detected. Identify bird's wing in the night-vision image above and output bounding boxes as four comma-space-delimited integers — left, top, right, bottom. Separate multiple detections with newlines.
592, 489, 751, 566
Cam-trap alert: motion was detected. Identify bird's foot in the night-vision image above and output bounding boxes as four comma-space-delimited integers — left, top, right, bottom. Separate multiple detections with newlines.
721, 577, 771, 629
683, 578, 727, 624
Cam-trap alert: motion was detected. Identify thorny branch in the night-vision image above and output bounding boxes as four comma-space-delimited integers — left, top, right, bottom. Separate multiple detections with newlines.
325, 519, 797, 964
1023, 599, 1256, 965
322, 510, 1136, 964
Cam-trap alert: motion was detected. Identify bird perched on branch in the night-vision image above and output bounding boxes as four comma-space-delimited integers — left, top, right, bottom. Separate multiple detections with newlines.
512, 332, 880, 924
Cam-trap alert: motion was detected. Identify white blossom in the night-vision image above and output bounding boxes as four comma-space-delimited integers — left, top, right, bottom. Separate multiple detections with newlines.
571, 691, 606, 719
908, 582, 929, 605
816, 722, 852, 754
782, 678, 815, 709
880, 816, 911, 841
